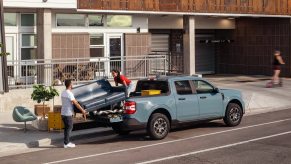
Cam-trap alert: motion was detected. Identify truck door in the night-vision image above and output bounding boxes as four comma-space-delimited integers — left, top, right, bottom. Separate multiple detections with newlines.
192, 80, 224, 118
174, 80, 200, 121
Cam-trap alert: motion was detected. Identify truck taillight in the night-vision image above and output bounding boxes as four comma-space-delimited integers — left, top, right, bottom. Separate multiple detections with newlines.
124, 101, 136, 114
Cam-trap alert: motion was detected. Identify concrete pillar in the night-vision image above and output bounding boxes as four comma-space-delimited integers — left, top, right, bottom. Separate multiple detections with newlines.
37, 9, 52, 85
183, 16, 196, 75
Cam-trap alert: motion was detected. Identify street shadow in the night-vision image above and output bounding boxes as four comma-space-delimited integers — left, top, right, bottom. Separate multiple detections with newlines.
77, 121, 228, 146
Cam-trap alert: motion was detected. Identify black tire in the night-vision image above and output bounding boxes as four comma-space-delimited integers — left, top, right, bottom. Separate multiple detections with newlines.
111, 123, 130, 135
147, 113, 170, 140
223, 103, 243, 127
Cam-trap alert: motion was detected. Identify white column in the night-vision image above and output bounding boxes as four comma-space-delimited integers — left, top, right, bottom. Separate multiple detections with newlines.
37, 9, 52, 85
183, 16, 196, 75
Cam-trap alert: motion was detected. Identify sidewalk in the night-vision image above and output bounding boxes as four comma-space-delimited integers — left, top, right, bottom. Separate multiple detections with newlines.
0, 75, 291, 157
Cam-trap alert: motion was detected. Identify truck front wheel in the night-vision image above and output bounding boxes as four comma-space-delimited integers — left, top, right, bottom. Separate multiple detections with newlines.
147, 113, 170, 140
223, 103, 243, 127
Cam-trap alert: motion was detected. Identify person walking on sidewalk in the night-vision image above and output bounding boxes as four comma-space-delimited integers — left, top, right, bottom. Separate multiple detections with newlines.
272, 50, 285, 84
111, 69, 135, 97
61, 79, 87, 148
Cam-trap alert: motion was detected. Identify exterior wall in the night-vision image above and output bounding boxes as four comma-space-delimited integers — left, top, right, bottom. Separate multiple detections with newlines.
52, 33, 90, 59
216, 18, 291, 76
3, 0, 76, 9
124, 33, 151, 77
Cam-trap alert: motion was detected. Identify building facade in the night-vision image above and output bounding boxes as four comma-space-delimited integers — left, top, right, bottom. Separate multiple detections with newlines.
2, 0, 291, 88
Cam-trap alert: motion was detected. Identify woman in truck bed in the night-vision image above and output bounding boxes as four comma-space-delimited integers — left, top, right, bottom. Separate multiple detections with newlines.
111, 69, 135, 97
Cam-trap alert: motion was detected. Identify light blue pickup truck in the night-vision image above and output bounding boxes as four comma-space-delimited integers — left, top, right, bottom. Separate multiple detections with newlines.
115, 76, 245, 140
83, 76, 245, 140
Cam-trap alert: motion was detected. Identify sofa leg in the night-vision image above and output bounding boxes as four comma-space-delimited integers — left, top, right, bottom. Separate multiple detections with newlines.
24, 121, 27, 133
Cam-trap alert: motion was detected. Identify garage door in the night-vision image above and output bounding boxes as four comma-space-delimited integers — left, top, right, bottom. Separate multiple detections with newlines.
151, 34, 169, 52
195, 34, 215, 74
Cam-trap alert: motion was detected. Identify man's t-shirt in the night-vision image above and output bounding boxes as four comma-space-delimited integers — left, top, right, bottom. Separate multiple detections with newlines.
61, 90, 75, 116
114, 75, 131, 86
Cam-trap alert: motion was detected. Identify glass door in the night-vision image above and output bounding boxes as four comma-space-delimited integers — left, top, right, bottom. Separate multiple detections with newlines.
5, 34, 18, 85
106, 34, 124, 77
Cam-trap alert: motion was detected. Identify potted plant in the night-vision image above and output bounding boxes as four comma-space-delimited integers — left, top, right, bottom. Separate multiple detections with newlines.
31, 84, 59, 118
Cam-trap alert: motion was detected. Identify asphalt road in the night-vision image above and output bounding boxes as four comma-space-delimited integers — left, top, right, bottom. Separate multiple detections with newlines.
2, 109, 291, 164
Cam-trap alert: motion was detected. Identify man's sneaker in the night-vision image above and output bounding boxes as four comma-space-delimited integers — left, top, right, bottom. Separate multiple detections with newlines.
64, 142, 76, 148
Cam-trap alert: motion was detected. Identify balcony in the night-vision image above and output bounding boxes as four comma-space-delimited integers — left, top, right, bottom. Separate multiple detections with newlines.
78, 0, 291, 16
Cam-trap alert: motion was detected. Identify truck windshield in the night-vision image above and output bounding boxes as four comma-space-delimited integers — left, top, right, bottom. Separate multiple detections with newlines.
135, 80, 169, 94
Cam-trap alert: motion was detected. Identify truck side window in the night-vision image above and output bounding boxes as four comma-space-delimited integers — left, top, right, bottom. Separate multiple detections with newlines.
193, 80, 214, 94
175, 81, 192, 95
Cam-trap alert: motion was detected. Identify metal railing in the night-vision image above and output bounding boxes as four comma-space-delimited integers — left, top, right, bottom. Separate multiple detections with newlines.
6, 55, 167, 89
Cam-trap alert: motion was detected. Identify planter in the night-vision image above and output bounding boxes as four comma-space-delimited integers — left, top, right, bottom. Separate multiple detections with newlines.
34, 105, 51, 117
32, 117, 48, 131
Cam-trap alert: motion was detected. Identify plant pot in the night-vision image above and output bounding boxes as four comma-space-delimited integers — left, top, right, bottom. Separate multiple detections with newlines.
34, 105, 50, 117
32, 117, 48, 131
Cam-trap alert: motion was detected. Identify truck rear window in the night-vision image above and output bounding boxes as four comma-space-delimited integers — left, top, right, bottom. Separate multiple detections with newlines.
135, 80, 169, 95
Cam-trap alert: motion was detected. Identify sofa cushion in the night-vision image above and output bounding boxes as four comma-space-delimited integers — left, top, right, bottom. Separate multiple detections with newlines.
105, 92, 126, 102
82, 98, 106, 110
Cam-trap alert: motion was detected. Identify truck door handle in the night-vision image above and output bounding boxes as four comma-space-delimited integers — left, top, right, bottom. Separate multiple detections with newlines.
178, 98, 186, 100
200, 96, 207, 99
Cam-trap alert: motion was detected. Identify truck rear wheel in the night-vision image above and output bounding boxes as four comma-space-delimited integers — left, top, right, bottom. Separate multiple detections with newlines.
111, 123, 130, 135
147, 113, 170, 140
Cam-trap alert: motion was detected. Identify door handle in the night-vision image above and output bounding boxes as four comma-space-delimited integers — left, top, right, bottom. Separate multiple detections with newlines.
178, 98, 186, 100
200, 96, 207, 99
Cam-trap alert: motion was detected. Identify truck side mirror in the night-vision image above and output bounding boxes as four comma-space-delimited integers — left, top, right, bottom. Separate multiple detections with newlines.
214, 88, 219, 93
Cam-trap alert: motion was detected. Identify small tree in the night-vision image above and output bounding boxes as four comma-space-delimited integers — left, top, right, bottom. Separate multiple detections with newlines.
31, 85, 59, 118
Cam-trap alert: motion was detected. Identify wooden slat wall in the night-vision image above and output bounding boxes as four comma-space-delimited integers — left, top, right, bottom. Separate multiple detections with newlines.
78, 0, 291, 15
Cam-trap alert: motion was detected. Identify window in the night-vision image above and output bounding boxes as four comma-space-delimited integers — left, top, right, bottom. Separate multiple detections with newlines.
175, 81, 192, 95
22, 34, 37, 47
56, 14, 86, 27
21, 14, 36, 26
90, 34, 105, 58
107, 15, 132, 27
4, 13, 17, 26
88, 15, 105, 27
193, 80, 214, 94
21, 34, 37, 76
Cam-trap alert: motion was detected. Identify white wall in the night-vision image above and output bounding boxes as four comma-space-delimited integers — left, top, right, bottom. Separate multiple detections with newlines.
149, 15, 183, 29
149, 15, 235, 29
3, 0, 77, 9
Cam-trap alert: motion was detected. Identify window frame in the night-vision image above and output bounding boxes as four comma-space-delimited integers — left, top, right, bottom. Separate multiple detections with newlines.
89, 33, 105, 58
88, 14, 105, 27
20, 13, 36, 27
56, 13, 86, 27
4, 13, 18, 27
174, 80, 195, 95
191, 80, 216, 94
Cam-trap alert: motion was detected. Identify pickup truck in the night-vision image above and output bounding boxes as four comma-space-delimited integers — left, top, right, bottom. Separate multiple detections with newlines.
77, 76, 245, 140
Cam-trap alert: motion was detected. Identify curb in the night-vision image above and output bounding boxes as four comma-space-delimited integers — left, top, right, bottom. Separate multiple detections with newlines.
27, 128, 113, 148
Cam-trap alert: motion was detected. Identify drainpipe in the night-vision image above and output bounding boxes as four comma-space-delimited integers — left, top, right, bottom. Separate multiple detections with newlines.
0, 0, 9, 93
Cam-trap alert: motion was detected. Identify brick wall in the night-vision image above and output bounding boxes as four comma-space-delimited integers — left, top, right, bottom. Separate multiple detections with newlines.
52, 33, 90, 59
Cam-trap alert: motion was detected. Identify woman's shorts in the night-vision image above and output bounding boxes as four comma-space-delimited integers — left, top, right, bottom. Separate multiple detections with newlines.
273, 65, 281, 70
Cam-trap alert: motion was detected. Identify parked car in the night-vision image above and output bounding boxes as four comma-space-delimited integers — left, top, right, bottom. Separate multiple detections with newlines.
77, 76, 245, 140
